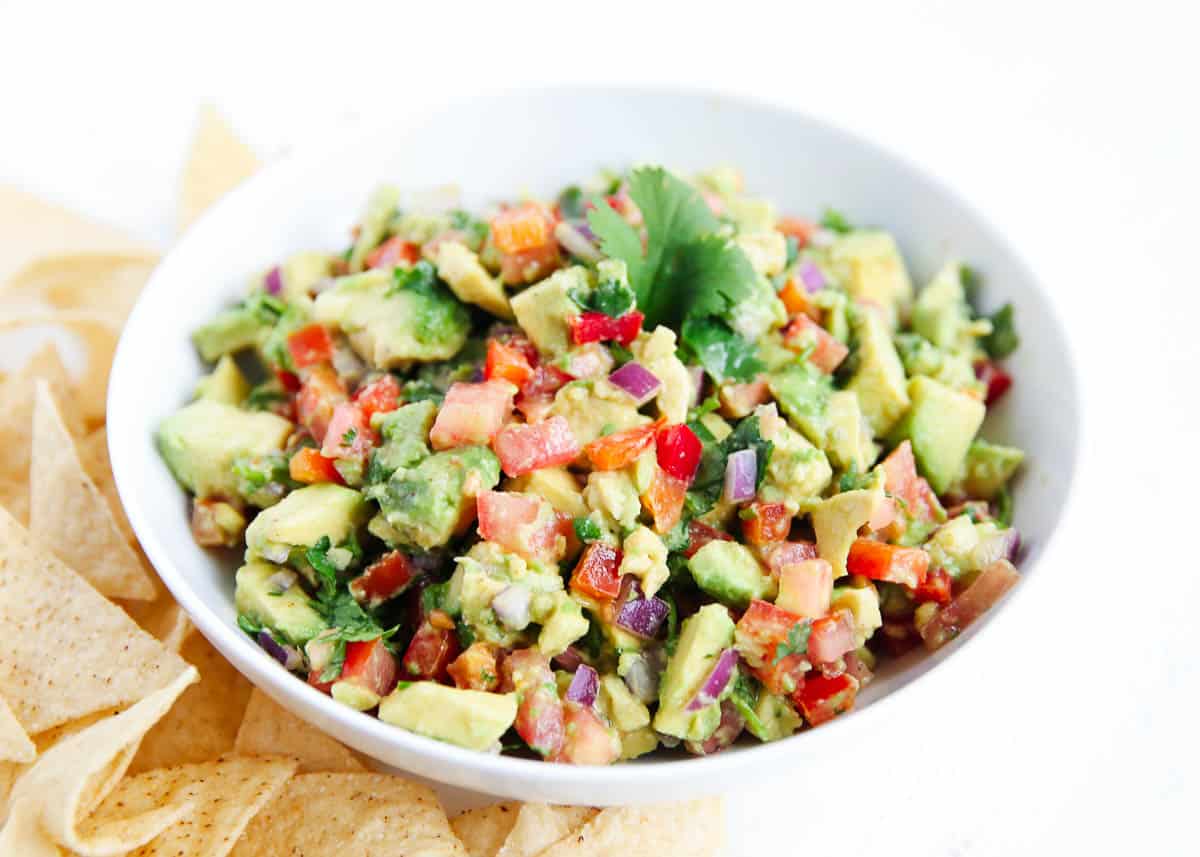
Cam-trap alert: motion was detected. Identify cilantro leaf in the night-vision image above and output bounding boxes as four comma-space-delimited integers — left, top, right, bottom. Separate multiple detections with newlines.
556, 186, 586, 220
341, 428, 357, 445
686, 414, 774, 517
388, 260, 438, 297
569, 277, 635, 319
820, 207, 854, 234
995, 487, 1014, 527
573, 516, 603, 544
983, 303, 1019, 359
680, 316, 764, 384
773, 621, 812, 665
729, 672, 769, 739
306, 536, 338, 600
245, 383, 287, 411
237, 613, 263, 637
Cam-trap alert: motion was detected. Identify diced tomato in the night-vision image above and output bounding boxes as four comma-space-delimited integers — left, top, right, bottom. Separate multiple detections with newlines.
655, 423, 702, 483
778, 279, 820, 320
584, 420, 660, 471
401, 620, 460, 682
846, 538, 930, 589
734, 599, 805, 670
500, 242, 561, 285
493, 416, 581, 477
321, 402, 375, 461
286, 323, 336, 370
447, 642, 499, 691
741, 502, 792, 545
919, 559, 1019, 650
793, 672, 859, 726
338, 638, 398, 698
296, 364, 348, 444
552, 702, 620, 765
642, 468, 687, 534
520, 363, 573, 399
477, 490, 571, 563
430, 380, 516, 450
807, 611, 857, 665
881, 441, 942, 528
776, 216, 816, 247
912, 566, 953, 605
760, 540, 820, 576
719, 376, 771, 418
485, 338, 535, 387
783, 314, 849, 374
684, 520, 733, 558
353, 374, 402, 422
365, 236, 420, 270
568, 310, 644, 347
843, 649, 874, 686
289, 447, 344, 485
974, 359, 1013, 405
503, 648, 564, 757
569, 542, 623, 602
275, 368, 302, 392
491, 202, 553, 254
776, 559, 833, 619
306, 669, 334, 695
350, 550, 416, 608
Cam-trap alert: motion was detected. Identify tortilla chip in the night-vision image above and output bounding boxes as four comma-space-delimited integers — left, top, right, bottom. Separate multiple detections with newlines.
0, 183, 150, 285
532, 798, 725, 857
230, 773, 466, 857
234, 689, 367, 774
130, 632, 253, 774
3, 666, 198, 854
123, 595, 193, 653
179, 106, 260, 231
451, 803, 519, 857
1, 251, 159, 324
30, 381, 156, 600
85, 755, 297, 857
496, 804, 597, 857
76, 426, 135, 544
0, 693, 35, 764
0, 505, 190, 734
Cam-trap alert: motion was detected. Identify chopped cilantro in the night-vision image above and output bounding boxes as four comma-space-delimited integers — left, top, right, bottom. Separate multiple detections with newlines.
570, 276, 635, 318
663, 591, 680, 656
663, 519, 691, 553
729, 672, 768, 738
608, 342, 634, 367
687, 394, 721, 426
960, 264, 981, 301
687, 414, 773, 517
245, 384, 287, 411
244, 290, 286, 324
983, 303, 1019, 359
573, 516, 603, 544
236, 613, 263, 637
456, 620, 476, 648
820, 207, 854, 234
556, 185, 586, 220
341, 427, 357, 445
422, 581, 450, 617
680, 316, 764, 383
449, 209, 489, 248
783, 234, 800, 270
387, 260, 438, 297
402, 378, 444, 405
773, 621, 812, 665
995, 487, 1014, 528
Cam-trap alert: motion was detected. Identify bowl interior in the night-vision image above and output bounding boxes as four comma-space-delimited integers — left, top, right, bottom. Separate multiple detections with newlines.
108, 88, 1078, 804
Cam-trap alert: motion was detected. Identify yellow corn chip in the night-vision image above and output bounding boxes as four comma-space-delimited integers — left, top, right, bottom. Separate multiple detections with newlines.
30, 381, 156, 600
123, 595, 193, 653
130, 632, 253, 774
1, 666, 198, 855
532, 798, 725, 857
451, 803, 520, 857
87, 755, 297, 857
230, 773, 466, 857
496, 804, 597, 857
0, 505, 190, 734
76, 426, 135, 544
179, 106, 260, 231
0, 693, 35, 764
234, 688, 367, 774
1, 251, 159, 323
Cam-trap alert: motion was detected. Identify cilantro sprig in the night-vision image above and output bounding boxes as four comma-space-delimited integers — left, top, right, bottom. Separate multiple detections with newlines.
686, 414, 773, 518
773, 621, 812, 665
982, 303, 1019, 359
306, 535, 393, 682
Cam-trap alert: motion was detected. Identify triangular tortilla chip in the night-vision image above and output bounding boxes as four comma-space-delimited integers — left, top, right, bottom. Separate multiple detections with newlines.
451, 803, 519, 857
179, 106, 260, 231
30, 381, 156, 600
230, 773, 465, 857
532, 798, 725, 857
496, 804, 598, 857
122, 595, 193, 653
0, 505, 190, 734
2, 666, 198, 855
0, 692, 35, 764
0, 252, 159, 324
85, 755, 297, 857
234, 689, 367, 774
76, 426, 135, 544
130, 633, 253, 774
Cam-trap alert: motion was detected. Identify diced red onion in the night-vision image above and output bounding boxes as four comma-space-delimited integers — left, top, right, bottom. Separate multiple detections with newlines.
798, 260, 825, 293
685, 648, 739, 712
575, 221, 596, 242
565, 664, 599, 707
722, 448, 758, 503
331, 345, 366, 384
566, 343, 614, 380
615, 593, 670, 639
686, 365, 706, 407
622, 654, 660, 703
552, 647, 585, 672
305, 633, 336, 673
258, 631, 303, 671
554, 221, 602, 263
264, 266, 283, 296
608, 362, 661, 405
266, 569, 297, 594
973, 528, 1021, 568
920, 559, 1020, 650
491, 585, 531, 630
260, 543, 292, 564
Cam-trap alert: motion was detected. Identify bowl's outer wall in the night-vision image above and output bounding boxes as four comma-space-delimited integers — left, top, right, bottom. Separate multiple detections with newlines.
108, 88, 1078, 804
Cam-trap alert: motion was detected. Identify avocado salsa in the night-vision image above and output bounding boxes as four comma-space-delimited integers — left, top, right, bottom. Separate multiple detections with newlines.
158, 165, 1025, 763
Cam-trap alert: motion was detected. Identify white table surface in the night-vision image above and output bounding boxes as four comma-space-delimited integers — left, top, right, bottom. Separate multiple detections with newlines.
2, 2, 1196, 854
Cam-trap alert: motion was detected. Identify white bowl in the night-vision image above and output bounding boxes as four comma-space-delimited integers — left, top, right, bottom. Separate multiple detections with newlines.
108, 87, 1080, 805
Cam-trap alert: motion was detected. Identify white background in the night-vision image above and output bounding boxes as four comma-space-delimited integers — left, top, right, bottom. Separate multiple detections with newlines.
2, 1, 1196, 854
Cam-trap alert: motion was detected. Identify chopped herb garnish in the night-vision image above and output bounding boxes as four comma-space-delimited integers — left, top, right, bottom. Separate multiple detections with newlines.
982, 303, 1019, 359
995, 487, 1014, 528
341, 427, 357, 445
573, 517, 603, 544
773, 621, 812, 665
820, 207, 854, 234
686, 414, 773, 517
570, 276, 636, 319
236, 613, 263, 637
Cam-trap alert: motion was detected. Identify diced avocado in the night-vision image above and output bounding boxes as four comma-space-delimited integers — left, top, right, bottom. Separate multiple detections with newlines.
231, 452, 292, 509
279, 251, 334, 304
434, 240, 513, 320
583, 469, 642, 534
348, 184, 400, 272
735, 231, 788, 277
505, 467, 586, 518
370, 400, 436, 481
259, 301, 310, 372
756, 408, 832, 514
537, 592, 589, 657
235, 560, 326, 645
694, 165, 743, 198
600, 674, 651, 731
812, 287, 851, 343
954, 439, 1025, 500
725, 196, 775, 233
729, 274, 788, 342
632, 326, 694, 424
158, 399, 292, 499
550, 380, 649, 448
831, 582, 883, 646
824, 390, 878, 474
811, 486, 887, 577
194, 354, 250, 405
653, 604, 736, 740
449, 541, 543, 647
824, 231, 914, 327
845, 308, 910, 437
748, 692, 803, 742
370, 446, 501, 549
378, 682, 518, 751
689, 540, 773, 607
619, 526, 670, 599
510, 266, 591, 354
924, 514, 1009, 580
245, 483, 368, 561
912, 261, 991, 355
768, 363, 832, 449
619, 726, 661, 760
391, 210, 453, 244
631, 449, 657, 495
888, 375, 986, 493
894, 332, 982, 394
331, 680, 382, 711
313, 269, 469, 370
192, 304, 269, 362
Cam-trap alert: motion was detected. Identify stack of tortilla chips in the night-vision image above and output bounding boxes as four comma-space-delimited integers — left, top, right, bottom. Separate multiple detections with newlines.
0, 108, 725, 856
